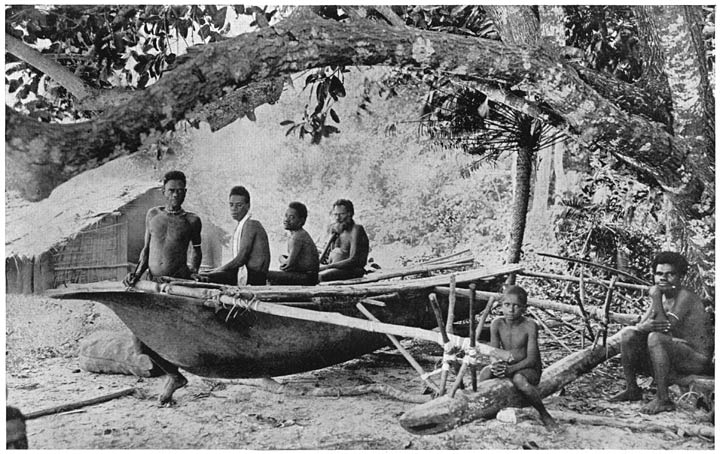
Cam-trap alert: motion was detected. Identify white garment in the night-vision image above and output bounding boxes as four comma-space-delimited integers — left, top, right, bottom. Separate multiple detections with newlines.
232, 212, 251, 285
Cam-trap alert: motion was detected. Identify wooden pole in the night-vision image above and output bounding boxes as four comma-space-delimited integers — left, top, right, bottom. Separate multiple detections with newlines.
527, 308, 573, 353
602, 275, 618, 348
434, 286, 639, 325
24, 387, 136, 420
469, 284, 477, 391
326, 261, 473, 286
537, 252, 651, 285
356, 303, 440, 394
446, 274, 457, 335
519, 270, 647, 291
429, 293, 451, 396
422, 249, 472, 265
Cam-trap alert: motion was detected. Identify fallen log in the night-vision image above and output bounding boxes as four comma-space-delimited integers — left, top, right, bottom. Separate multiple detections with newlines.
434, 287, 640, 326
398, 331, 622, 434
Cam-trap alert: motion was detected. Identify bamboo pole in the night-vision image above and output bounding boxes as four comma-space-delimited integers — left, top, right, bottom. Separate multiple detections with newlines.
356, 303, 440, 394
24, 388, 136, 420
434, 286, 639, 325
519, 270, 647, 291
537, 252, 651, 285
325, 260, 473, 286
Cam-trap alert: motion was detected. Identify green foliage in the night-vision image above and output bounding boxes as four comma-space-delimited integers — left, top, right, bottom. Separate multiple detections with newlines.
5, 5, 258, 120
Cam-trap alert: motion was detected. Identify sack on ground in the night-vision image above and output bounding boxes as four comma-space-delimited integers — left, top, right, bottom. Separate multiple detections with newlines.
79, 331, 161, 377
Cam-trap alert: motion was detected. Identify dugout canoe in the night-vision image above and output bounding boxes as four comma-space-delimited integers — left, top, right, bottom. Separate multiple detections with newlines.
47, 265, 521, 379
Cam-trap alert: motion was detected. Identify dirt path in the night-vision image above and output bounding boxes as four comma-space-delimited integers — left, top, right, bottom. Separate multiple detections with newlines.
6, 295, 713, 449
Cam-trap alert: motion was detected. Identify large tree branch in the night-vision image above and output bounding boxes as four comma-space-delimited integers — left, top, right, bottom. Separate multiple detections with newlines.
5, 14, 699, 201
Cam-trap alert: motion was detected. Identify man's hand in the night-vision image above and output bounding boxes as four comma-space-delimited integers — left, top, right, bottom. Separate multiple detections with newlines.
123, 272, 139, 287
193, 273, 210, 283
637, 318, 672, 334
648, 285, 663, 299
491, 360, 508, 378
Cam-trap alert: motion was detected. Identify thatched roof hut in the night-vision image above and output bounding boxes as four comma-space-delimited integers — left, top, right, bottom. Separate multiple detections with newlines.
6, 172, 225, 294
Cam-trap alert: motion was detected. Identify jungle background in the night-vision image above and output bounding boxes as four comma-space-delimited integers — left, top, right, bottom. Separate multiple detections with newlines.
5, 4, 715, 449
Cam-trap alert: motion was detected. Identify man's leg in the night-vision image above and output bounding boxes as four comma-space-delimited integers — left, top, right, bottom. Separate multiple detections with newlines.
643, 333, 711, 414
609, 326, 647, 402
511, 369, 559, 431
319, 267, 364, 282
137, 337, 187, 404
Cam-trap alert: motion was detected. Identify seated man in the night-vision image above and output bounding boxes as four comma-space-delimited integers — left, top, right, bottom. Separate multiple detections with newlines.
318, 199, 369, 282
610, 251, 713, 414
267, 202, 320, 286
477, 285, 559, 431
198, 186, 270, 285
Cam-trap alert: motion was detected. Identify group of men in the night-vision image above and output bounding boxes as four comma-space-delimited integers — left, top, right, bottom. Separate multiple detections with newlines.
123, 171, 713, 426
123, 170, 369, 289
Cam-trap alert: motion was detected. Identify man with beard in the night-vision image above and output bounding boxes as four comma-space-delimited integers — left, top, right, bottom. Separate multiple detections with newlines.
123, 170, 202, 404
318, 199, 369, 282
267, 201, 320, 286
609, 251, 713, 414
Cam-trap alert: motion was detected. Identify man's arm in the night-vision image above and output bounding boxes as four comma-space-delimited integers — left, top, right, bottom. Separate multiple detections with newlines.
123, 209, 154, 286
506, 322, 541, 375
280, 233, 302, 271
188, 216, 203, 274
636, 286, 672, 333
324, 225, 369, 270
210, 221, 256, 274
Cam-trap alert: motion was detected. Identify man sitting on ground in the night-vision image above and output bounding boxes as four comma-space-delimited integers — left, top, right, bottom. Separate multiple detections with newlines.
609, 251, 713, 414
267, 202, 320, 286
318, 199, 369, 283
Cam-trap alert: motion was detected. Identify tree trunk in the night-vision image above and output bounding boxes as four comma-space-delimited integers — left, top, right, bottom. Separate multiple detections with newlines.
398, 331, 622, 434
506, 146, 533, 271
5, 12, 701, 206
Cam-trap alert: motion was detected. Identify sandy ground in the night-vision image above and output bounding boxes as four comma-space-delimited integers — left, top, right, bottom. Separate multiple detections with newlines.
5, 294, 714, 450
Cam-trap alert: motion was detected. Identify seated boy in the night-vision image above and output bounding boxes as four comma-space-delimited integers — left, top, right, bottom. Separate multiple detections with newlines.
477, 285, 559, 430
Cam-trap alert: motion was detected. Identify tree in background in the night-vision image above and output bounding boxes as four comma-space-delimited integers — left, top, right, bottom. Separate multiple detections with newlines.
5, 5, 714, 294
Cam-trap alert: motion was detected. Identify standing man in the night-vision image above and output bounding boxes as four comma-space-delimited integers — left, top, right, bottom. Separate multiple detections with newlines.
199, 186, 270, 285
609, 251, 713, 414
319, 199, 369, 282
123, 170, 202, 404
267, 202, 320, 286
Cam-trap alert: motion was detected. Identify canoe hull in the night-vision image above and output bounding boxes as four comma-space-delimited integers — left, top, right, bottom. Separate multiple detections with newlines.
80, 288, 461, 378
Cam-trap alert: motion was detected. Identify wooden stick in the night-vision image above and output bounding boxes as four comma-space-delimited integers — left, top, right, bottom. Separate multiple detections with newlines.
326, 261, 474, 286
468, 284, 477, 391
356, 303, 440, 394
434, 286, 639, 325
545, 409, 714, 439
527, 308, 573, 353
560, 229, 592, 297
519, 270, 647, 291
24, 387, 136, 420
360, 298, 386, 307
537, 252, 651, 285
572, 291, 595, 342
602, 275, 618, 348
429, 293, 451, 396
422, 249, 472, 265
446, 275, 457, 335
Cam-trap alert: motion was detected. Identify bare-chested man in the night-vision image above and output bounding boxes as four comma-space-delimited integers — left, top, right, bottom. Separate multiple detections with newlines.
318, 199, 369, 283
123, 170, 202, 404
477, 285, 559, 431
198, 186, 270, 285
610, 251, 713, 414
267, 202, 320, 286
